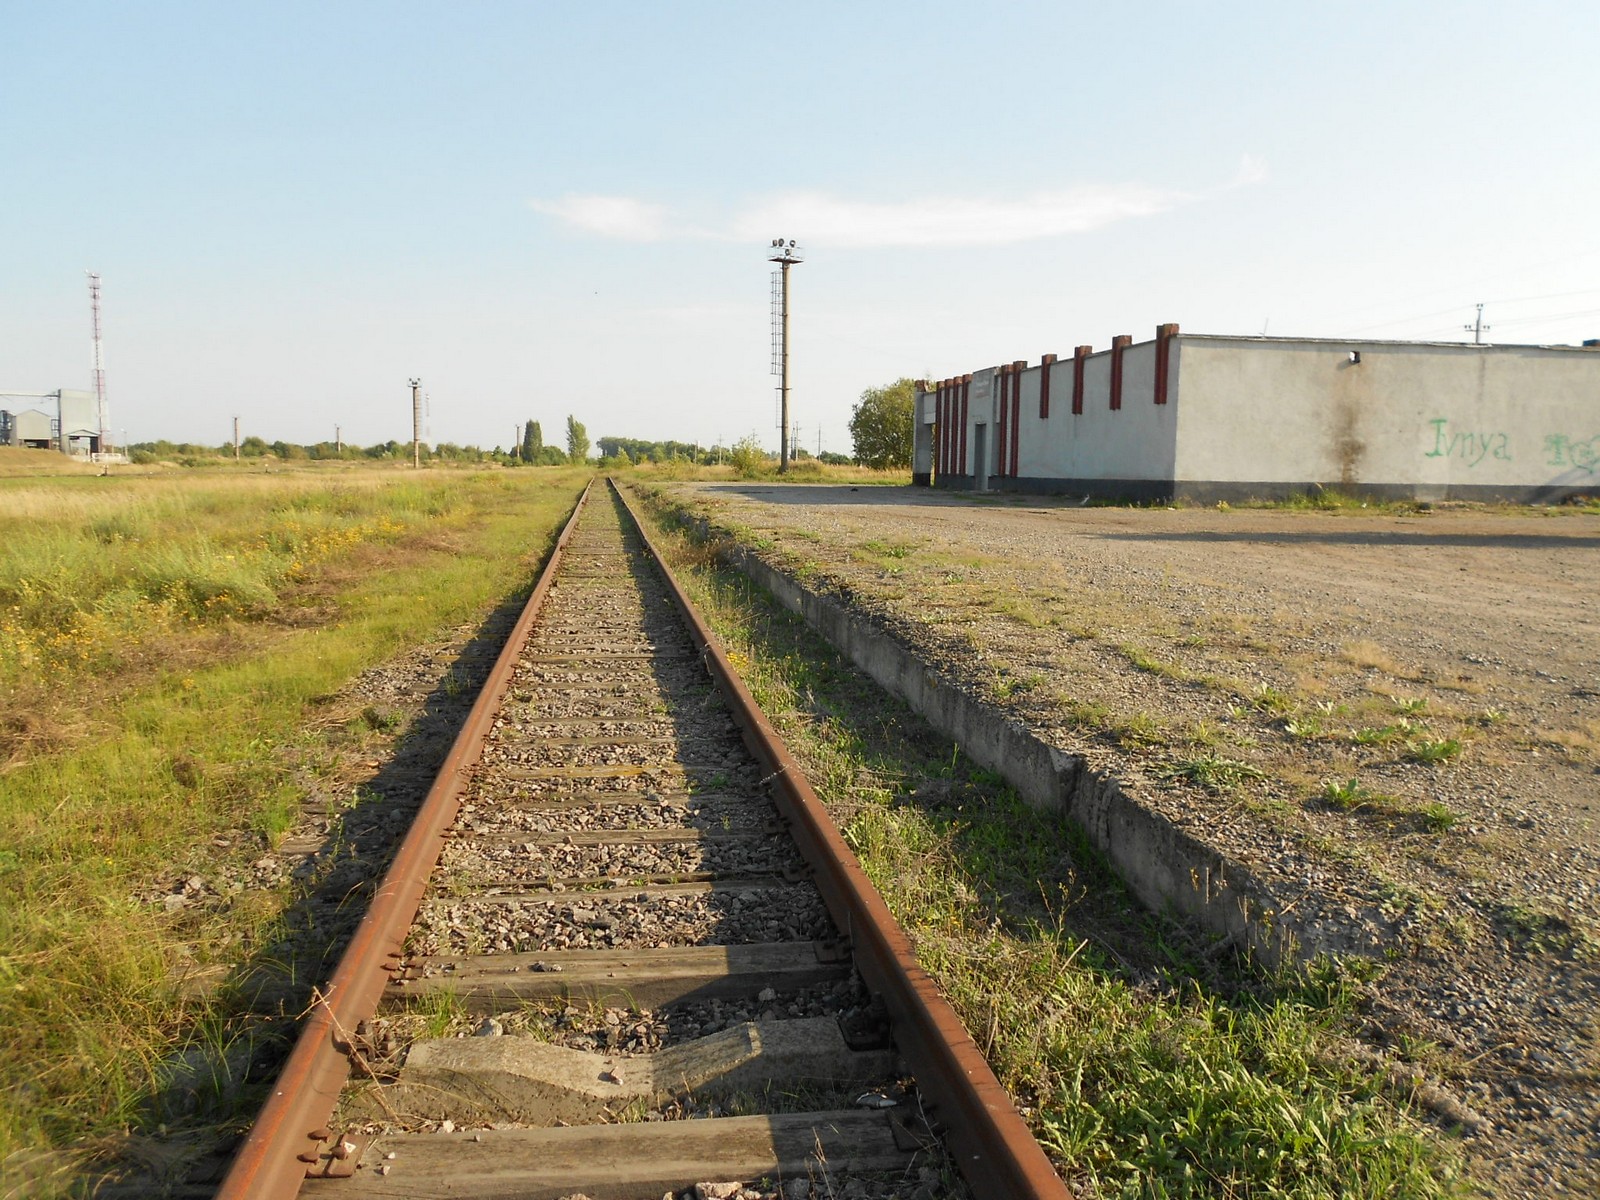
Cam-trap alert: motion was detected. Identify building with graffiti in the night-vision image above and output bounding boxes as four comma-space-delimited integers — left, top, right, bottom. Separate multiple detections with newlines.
913, 327, 1600, 502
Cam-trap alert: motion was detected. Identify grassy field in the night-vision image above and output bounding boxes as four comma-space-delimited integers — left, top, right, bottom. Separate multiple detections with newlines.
0, 459, 589, 1188
635, 492, 1467, 1200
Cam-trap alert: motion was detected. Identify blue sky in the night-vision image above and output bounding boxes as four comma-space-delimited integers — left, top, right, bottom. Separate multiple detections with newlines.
3, 2, 1596, 454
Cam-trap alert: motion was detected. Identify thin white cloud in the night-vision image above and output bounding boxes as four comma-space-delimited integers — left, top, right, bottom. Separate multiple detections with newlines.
531, 160, 1264, 248
1231, 153, 1269, 188
731, 185, 1187, 247
529, 194, 669, 241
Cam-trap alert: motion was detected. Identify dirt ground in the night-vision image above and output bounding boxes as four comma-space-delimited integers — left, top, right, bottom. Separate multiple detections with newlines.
663, 481, 1600, 1199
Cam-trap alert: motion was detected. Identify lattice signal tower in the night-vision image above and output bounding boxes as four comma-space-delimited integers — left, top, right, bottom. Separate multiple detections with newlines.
87, 272, 110, 452
767, 238, 803, 473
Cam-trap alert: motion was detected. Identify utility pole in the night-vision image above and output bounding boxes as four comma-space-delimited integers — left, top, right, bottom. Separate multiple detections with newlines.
1464, 303, 1491, 345
233, 416, 240, 461
767, 238, 803, 473
409, 378, 422, 468
335, 424, 342, 455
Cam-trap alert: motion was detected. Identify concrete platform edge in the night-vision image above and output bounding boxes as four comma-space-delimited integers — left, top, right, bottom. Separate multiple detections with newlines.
667, 502, 1305, 966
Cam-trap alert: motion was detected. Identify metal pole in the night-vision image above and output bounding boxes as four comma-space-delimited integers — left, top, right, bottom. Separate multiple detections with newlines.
410, 378, 422, 468
767, 239, 802, 474
233, 416, 240, 461
780, 258, 791, 473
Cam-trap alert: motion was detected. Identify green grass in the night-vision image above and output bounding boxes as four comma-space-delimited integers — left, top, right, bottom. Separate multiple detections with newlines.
1321, 778, 1369, 810
1250, 683, 1296, 715
0, 465, 588, 1180
1352, 721, 1418, 746
1404, 737, 1463, 765
1118, 643, 1190, 680
1156, 755, 1266, 793
1492, 902, 1597, 958
1420, 803, 1459, 833
639, 489, 1464, 1200
1238, 487, 1412, 513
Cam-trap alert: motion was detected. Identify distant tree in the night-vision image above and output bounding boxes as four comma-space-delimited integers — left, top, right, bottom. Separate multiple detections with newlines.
534, 445, 568, 466
565, 415, 590, 462
818, 450, 852, 466
521, 420, 542, 462
848, 377, 916, 469
239, 435, 270, 458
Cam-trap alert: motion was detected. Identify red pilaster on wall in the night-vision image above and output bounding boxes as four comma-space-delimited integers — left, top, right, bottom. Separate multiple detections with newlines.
996, 365, 1011, 478
940, 382, 953, 483
945, 379, 955, 475
936, 381, 948, 476
1154, 323, 1178, 406
1109, 335, 1132, 411
1010, 359, 1024, 477
1039, 353, 1056, 418
959, 374, 970, 475
1072, 345, 1090, 415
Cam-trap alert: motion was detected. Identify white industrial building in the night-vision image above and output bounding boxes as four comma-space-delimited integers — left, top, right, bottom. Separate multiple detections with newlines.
913, 327, 1600, 502
0, 389, 106, 456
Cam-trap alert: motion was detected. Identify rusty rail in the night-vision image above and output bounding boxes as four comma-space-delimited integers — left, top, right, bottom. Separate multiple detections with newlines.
215, 479, 594, 1200
613, 480, 1072, 1200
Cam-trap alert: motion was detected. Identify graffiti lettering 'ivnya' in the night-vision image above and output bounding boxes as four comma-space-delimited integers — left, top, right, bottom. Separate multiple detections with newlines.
1424, 419, 1511, 467
1545, 433, 1600, 475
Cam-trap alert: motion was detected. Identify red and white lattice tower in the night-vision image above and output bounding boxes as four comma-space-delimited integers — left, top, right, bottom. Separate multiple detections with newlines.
87, 271, 110, 452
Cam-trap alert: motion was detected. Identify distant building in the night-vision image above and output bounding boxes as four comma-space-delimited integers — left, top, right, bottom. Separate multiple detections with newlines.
0, 389, 105, 455
914, 328, 1600, 502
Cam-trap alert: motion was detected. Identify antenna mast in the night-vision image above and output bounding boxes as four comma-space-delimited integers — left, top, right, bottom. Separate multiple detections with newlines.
87, 272, 110, 453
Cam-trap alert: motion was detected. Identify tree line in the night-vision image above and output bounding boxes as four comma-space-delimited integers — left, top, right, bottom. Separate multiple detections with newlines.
124, 378, 920, 472
128, 414, 594, 467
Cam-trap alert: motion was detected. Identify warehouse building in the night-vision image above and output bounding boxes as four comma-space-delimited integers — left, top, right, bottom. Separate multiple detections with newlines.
913, 328, 1600, 503
0, 389, 104, 455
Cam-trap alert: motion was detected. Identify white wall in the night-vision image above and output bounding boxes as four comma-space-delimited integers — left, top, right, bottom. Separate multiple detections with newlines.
1174, 337, 1600, 496
1009, 342, 1178, 483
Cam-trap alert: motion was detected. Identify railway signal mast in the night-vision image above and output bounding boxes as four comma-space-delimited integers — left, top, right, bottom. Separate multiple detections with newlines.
87, 272, 110, 454
768, 238, 803, 473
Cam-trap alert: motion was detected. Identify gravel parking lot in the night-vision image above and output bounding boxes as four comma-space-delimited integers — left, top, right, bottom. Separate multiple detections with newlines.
662, 481, 1600, 1198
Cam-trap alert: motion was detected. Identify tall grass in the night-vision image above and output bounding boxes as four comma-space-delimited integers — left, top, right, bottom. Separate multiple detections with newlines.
0, 476, 460, 684
0, 466, 588, 1181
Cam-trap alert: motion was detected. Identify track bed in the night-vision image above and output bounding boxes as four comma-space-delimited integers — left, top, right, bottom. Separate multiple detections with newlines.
219, 483, 1066, 1200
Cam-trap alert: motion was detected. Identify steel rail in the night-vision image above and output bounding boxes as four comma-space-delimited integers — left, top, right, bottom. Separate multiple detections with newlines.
613, 480, 1073, 1200
215, 479, 595, 1200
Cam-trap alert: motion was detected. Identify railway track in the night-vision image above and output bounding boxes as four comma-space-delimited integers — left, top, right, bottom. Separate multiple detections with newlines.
217, 480, 1068, 1200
